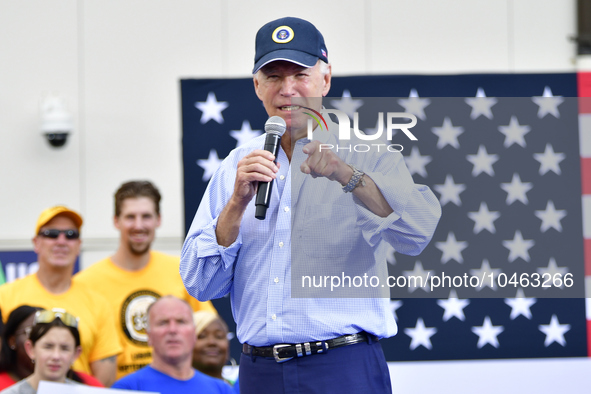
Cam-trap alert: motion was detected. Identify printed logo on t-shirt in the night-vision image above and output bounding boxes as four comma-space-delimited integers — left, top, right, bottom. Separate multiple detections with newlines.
121, 290, 160, 345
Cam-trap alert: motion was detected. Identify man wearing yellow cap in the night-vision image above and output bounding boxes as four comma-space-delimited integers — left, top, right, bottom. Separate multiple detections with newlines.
0, 206, 122, 387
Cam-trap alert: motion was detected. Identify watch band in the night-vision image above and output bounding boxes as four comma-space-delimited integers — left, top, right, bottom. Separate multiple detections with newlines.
342, 165, 365, 193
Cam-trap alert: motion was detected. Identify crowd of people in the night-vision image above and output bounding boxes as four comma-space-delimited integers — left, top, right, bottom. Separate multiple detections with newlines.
0, 16, 439, 394
0, 181, 238, 393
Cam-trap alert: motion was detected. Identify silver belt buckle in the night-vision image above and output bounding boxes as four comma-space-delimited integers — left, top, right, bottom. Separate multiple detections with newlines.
273, 344, 293, 363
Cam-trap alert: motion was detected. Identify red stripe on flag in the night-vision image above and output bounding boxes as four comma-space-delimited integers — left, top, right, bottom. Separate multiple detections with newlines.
583, 158, 591, 195
580, 97, 591, 114
578, 72, 591, 99
578, 73, 591, 115
579, 71, 591, 357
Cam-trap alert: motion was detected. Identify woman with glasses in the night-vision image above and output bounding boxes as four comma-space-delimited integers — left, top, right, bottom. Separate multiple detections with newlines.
0, 308, 82, 393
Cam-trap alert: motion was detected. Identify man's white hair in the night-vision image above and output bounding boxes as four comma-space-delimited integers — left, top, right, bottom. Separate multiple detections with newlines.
318, 60, 330, 76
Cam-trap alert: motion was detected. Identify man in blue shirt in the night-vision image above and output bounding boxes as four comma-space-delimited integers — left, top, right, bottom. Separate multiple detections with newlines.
112, 296, 232, 394
181, 17, 441, 394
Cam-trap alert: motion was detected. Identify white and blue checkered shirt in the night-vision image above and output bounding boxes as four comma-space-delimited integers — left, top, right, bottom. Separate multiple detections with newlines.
181, 120, 441, 346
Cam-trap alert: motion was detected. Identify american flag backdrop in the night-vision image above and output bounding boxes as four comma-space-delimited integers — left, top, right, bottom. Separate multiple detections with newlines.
181, 72, 588, 363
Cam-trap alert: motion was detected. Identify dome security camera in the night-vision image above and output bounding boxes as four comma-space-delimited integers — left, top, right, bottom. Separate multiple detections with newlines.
44, 132, 69, 147
41, 96, 72, 148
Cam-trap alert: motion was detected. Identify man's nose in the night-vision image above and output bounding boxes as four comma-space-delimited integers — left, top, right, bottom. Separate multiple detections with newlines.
55, 232, 69, 243
279, 77, 296, 96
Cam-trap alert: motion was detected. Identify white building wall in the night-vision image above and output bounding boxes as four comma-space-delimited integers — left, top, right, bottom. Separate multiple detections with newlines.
0, 0, 577, 262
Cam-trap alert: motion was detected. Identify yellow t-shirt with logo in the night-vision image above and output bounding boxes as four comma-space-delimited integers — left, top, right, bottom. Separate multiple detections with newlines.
74, 251, 216, 379
0, 273, 122, 374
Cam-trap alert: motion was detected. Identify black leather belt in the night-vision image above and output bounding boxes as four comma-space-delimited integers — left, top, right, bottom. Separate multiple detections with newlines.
242, 332, 374, 363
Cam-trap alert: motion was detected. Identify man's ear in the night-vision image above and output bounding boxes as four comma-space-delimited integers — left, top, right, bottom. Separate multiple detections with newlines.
322, 64, 332, 97
253, 76, 263, 101
32, 236, 41, 254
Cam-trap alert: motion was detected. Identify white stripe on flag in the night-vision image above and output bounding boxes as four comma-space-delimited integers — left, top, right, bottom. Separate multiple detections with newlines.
584, 195, 591, 239
579, 114, 591, 158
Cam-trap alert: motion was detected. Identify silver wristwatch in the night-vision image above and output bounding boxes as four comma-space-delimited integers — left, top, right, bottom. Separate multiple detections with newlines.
342, 165, 365, 193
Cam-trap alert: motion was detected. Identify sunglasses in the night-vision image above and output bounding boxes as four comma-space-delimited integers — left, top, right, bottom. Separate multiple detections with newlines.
38, 229, 80, 240
34, 308, 79, 329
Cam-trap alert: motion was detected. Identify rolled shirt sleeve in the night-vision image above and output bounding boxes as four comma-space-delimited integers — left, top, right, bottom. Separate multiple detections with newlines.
180, 148, 246, 302
347, 139, 442, 256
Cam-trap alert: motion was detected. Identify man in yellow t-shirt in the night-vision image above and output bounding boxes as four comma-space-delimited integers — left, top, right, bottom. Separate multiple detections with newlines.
0, 206, 122, 387
75, 180, 216, 380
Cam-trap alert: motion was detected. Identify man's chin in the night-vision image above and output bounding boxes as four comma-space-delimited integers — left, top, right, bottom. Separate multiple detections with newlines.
291, 126, 308, 141
162, 353, 190, 366
129, 242, 151, 256
47, 260, 76, 269
286, 115, 307, 130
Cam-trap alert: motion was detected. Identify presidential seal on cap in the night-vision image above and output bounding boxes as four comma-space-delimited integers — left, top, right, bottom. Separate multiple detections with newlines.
272, 26, 294, 43
253, 17, 328, 74
35, 206, 83, 235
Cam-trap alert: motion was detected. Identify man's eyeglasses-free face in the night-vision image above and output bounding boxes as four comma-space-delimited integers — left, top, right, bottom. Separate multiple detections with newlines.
38, 229, 80, 240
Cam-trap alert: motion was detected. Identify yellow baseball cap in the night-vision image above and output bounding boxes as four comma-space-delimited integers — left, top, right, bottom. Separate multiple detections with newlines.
35, 206, 83, 235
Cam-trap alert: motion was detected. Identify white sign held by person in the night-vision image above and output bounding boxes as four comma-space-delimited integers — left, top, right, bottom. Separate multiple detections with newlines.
38, 381, 159, 394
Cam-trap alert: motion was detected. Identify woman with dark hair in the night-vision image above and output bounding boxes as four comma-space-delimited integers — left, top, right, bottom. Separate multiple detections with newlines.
0, 306, 40, 389
0, 307, 102, 390
0, 308, 81, 393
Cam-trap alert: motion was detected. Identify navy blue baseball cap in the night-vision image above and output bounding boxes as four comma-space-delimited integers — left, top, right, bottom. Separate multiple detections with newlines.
253, 17, 328, 74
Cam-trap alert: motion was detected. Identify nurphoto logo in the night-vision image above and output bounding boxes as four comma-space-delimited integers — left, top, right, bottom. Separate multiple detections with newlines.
303, 107, 418, 153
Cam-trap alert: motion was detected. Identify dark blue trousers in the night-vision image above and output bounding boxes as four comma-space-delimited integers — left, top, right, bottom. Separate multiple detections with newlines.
239, 339, 392, 394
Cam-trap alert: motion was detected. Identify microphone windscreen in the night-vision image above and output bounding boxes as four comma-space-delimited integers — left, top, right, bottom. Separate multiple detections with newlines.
265, 116, 286, 136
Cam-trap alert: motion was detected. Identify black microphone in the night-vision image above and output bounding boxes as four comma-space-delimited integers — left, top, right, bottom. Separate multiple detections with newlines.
255, 116, 286, 220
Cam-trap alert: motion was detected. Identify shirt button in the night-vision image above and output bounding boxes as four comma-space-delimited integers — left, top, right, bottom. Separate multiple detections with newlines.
274, 277, 279, 283
284, 207, 290, 212
280, 175, 285, 180
272, 314, 277, 320
279, 242, 284, 248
